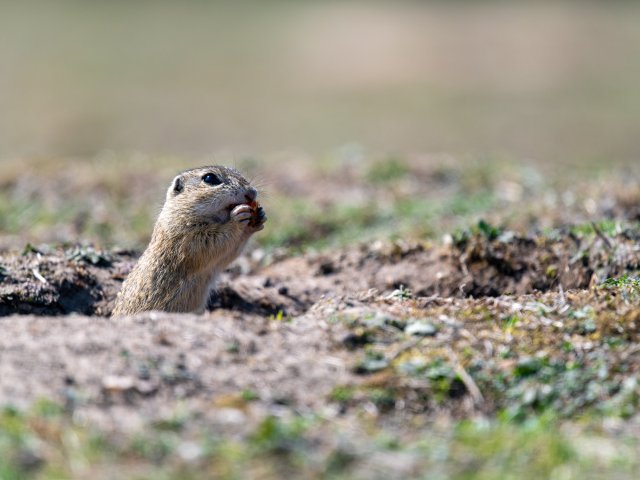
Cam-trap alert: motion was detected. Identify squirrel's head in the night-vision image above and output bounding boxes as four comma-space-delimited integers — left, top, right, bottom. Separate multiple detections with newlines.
161, 165, 258, 225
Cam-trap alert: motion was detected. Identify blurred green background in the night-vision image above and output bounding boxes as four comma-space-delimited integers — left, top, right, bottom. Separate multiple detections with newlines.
2, 1, 640, 164
1, 1, 639, 251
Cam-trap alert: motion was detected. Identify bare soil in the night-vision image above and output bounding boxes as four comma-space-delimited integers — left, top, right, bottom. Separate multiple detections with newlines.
0, 225, 638, 432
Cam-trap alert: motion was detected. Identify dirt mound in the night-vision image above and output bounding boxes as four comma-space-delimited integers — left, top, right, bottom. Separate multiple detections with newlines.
1, 227, 639, 318
223, 226, 640, 316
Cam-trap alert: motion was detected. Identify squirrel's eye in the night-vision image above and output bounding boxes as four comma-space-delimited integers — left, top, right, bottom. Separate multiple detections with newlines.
202, 173, 222, 185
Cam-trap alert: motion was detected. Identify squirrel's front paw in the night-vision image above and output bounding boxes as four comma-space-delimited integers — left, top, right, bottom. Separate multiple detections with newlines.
231, 204, 266, 232
248, 205, 267, 231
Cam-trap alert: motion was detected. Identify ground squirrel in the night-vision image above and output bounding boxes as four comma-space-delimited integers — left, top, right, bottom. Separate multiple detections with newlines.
111, 166, 266, 316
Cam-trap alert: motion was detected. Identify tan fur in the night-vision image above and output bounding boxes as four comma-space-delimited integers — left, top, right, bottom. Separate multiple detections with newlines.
111, 166, 265, 316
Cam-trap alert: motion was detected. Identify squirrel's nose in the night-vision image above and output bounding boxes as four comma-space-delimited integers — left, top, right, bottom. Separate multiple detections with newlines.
245, 188, 257, 202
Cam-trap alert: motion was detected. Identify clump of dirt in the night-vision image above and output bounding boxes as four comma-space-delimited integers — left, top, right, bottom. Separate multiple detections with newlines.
450, 225, 640, 297
0, 246, 133, 316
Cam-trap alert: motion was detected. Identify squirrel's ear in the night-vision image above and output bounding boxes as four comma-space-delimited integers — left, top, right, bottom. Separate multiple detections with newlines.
172, 175, 184, 195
